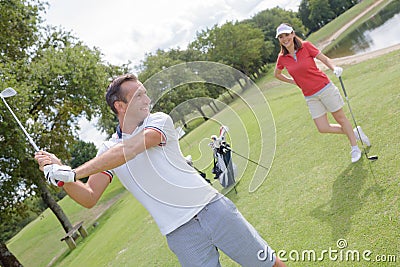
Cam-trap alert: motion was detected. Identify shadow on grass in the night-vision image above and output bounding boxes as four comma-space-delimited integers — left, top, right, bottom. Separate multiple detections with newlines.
310, 158, 384, 241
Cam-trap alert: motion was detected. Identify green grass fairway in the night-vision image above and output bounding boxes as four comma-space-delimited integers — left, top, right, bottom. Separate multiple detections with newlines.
255, 50, 400, 266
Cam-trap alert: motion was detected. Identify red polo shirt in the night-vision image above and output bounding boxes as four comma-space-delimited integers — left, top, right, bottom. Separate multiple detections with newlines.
276, 41, 331, 96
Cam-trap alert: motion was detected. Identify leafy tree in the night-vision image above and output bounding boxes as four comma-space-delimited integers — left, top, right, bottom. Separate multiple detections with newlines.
0, 0, 45, 63
69, 140, 97, 182
298, 0, 314, 34
138, 49, 179, 76
138, 49, 230, 127
138, 49, 202, 125
245, 7, 307, 62
329, 0, 358, 18
0, 2, 125, 264
70, 140, 97, 169
190, 22, 266, 78
217, 22, 265, 77
0, 1, 44, 265
18, 27, 124, 233
299, 0, 357, 33
309, 0, 336, 29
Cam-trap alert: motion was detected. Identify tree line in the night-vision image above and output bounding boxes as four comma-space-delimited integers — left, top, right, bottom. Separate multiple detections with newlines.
0, 0, 360, 265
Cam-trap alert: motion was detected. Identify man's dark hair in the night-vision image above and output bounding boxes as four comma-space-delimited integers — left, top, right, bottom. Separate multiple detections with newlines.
106, 74, 138, 114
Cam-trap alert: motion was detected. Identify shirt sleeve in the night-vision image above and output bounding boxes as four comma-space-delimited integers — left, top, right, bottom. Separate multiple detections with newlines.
303, 41, 320, 58
276, 54, 284, 70
144, 112, 175, 146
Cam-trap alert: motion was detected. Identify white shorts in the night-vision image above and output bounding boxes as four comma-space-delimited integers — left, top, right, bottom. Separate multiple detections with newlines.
305, 82, 344, 119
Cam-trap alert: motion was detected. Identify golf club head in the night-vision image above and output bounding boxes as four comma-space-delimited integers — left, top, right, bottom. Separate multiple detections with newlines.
368, 155, 378, 161
0, 87, 17, 98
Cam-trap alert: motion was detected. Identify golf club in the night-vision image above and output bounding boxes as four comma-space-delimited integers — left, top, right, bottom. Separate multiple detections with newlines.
222, 144, 269, 170
211, 125, 269, 170
338, 77, 378, 161
0, 87, 40, 152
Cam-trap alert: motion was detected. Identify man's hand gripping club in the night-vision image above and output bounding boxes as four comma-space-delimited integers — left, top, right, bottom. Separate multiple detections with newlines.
44, 164, 76, 187
35, 151, 76, 187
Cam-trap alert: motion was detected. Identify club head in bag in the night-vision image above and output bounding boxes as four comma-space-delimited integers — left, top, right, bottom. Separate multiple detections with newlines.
0, 87, 17, 98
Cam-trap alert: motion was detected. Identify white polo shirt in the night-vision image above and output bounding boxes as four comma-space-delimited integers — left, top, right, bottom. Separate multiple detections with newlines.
97, 112, 218, 235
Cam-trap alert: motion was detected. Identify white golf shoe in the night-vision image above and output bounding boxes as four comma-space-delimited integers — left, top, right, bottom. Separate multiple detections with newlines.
351, 147, 362, 163
353, 126, 371, 147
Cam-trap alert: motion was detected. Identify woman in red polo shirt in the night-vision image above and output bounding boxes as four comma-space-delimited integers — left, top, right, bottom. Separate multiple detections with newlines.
274, 23, 370, 163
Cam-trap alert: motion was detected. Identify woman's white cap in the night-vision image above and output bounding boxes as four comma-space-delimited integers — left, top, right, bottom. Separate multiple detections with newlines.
276, 24, 294, 38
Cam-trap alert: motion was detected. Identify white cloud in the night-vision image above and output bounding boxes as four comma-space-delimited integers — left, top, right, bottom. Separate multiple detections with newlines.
44, 0, 300, 66
253, 0, 300, 12
77, 117, 108, 148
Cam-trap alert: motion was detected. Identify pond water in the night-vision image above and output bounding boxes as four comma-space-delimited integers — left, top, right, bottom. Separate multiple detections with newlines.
326, 0, 400, 58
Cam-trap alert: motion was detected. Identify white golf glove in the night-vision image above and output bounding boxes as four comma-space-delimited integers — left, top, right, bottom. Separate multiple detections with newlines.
44, 164, 76, 187
333, 66, 343, 77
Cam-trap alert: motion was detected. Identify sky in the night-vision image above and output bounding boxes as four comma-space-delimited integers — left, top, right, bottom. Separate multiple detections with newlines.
44, 0, 300, 67
42, 0, 300, 146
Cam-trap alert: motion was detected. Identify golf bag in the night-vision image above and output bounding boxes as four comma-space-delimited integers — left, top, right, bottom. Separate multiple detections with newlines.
212, 143, 237, 188
210, 126, 237, 189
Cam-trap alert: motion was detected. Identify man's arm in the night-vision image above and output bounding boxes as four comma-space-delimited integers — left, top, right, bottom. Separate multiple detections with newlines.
73, 128, 163, 179
63, 173, 111, 208
35, 129, 163, 207
35, 152, 111, 208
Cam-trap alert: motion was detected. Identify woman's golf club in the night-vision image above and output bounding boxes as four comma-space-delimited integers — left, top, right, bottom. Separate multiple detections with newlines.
338, 77, 378, 161
0, 87, 40, 152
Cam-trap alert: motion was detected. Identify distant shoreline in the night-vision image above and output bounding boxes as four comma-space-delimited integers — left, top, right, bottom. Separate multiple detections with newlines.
317, 43, 400, 70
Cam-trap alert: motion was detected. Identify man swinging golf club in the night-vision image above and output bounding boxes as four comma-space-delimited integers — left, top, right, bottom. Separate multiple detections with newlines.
35, 74, 286, 267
